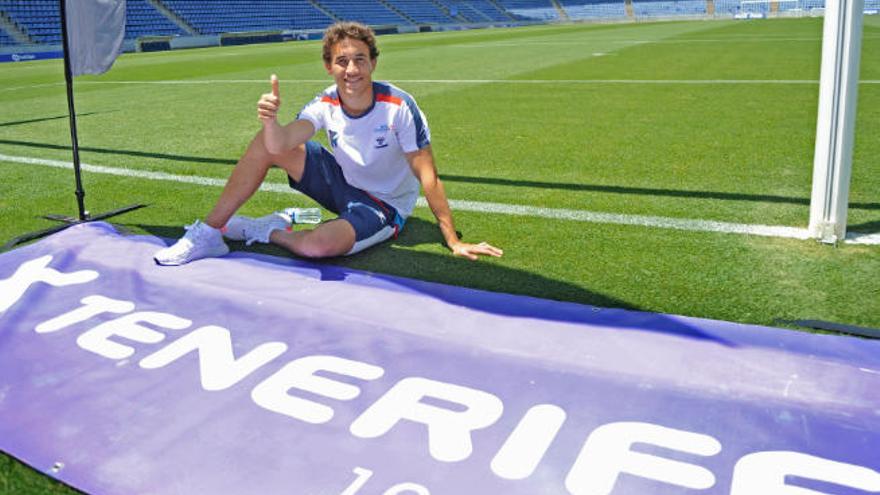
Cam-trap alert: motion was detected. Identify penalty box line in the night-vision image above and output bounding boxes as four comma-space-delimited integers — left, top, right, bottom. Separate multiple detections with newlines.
1, 152, 877, 245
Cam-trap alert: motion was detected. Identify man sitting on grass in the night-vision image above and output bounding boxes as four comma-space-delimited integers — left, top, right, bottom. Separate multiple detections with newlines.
155, 21, 502, 265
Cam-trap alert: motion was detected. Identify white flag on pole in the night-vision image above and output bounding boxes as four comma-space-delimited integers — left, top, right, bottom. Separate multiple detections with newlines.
66, 0, 126, 76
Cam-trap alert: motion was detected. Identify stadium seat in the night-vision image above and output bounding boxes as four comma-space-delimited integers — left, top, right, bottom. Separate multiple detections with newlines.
498, 0, 560, 21
161, 0, 333, 34
560, 0, 628, 19
632, 0, 706, 17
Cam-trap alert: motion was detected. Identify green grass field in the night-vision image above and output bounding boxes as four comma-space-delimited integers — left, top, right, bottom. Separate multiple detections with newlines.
1, 16, 879, 493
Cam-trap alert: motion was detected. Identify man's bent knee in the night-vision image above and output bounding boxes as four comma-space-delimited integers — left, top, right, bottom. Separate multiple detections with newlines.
272, 143, 306, 183
280, 220, 356, 259
243, 132, 304, 172
294, 242, 350, 259
295, 233, 354, 259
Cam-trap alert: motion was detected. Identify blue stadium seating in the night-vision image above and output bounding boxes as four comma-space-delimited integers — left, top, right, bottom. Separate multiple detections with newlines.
467, 0, 514, 20
712, 0, 740, 14
633, 0, 706, 17
434, 0, 478, 21
434, 1, 461, 20
0, 0, 185, 46
125, 0, 185, 38
709, 0, 871, 15
435, 0, 511, 21
317, 0, 408, 26
0, 27, 16, 47
0, 0, 62, 44
384, 0, 454, 23
3, 0, 868, 50
498, 0, 560, 20
560, 0, 627, 18
162, 0, 333, 34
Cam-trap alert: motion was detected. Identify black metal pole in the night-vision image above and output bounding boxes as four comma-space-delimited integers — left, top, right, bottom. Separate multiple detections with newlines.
3, 0, 148, 251
58, 0, 88, 221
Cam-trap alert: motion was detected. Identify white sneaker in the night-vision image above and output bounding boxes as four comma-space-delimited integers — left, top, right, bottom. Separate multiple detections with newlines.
223, 211, 292, 246
154, 220, 229, 266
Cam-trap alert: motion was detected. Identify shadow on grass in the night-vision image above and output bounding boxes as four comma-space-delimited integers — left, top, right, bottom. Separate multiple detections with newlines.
137, 217, 729, 344
848, 219, 880, 233
441, 174, 880, 211
0, 138, 236, 166
0, 112, 101, 128
4, 137, 878, 211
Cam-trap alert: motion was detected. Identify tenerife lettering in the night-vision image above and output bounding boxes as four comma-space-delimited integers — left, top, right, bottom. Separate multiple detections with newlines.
2, 255, 880, 495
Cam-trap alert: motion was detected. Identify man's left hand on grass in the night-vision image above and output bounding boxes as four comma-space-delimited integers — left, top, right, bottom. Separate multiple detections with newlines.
451, 241, 504, 261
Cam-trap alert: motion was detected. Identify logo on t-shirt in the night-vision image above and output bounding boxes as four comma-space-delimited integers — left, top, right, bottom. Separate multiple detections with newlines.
375, 136, 389, 149
328, 130, 339, 148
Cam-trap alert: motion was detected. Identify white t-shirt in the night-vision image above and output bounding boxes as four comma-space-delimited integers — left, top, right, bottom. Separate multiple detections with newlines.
296, 81, 431, 217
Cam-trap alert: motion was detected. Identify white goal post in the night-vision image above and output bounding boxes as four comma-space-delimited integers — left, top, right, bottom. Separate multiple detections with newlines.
809, 0, 865, 243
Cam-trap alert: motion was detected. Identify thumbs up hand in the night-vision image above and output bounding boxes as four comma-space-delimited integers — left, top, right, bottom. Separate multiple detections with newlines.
258, 73, 314, 155
257, 74, 281, 123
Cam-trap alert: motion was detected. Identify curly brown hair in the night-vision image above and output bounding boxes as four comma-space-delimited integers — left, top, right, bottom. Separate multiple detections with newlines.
322, 22, 379, 64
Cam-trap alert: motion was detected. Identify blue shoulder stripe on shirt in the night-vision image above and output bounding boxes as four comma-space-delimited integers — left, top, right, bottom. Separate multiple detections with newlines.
375, 82, 430, 149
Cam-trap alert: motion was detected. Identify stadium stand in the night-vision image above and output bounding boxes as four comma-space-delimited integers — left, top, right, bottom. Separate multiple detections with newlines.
125, 0, 186, 38
498, 0, 560, 20
632, 0, 706, 17
0, 27, 16, 47
0, 0, 186, 45
433, 0, 480, 21
467, 0, 515, 20
384, 0, 455, 23
712, 0, 741, 14
560, 0, 628, 19
743, 1, 771, 14
709, 0, 871, 16
161, 0, 333, 34
434, 0, 511, 21
800, 0, 824, 8
317, 0, 409, 25
0, 0, 61, 44
2, 0, 867, 50
712, 0, 795, 14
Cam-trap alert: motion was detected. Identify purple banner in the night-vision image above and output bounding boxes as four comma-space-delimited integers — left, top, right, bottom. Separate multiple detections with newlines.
1, 222, 878, 495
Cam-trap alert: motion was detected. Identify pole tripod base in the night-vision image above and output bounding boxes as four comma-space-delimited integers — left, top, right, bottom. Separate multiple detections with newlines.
2, 204, 147, 251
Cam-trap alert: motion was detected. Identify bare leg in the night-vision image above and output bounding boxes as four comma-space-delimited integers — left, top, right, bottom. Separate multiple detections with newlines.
269, 219, 357, 258
205, 130, 307, 229
207, 132, 357, 259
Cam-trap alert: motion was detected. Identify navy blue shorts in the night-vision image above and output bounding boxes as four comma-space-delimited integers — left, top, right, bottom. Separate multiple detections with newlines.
287, 141, 405, 254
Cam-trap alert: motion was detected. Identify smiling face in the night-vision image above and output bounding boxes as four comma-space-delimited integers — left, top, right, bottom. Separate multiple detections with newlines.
325, 37, 377, 104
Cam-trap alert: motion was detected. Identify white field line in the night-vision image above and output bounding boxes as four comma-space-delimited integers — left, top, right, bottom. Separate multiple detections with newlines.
422, 197, 812, 240
5, 79, 880, 93
456, 36, 880, 46
0, 152, 296, 194
75, 79, 880, 85
1, 152, 877, 245
0, 82, 66, 93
